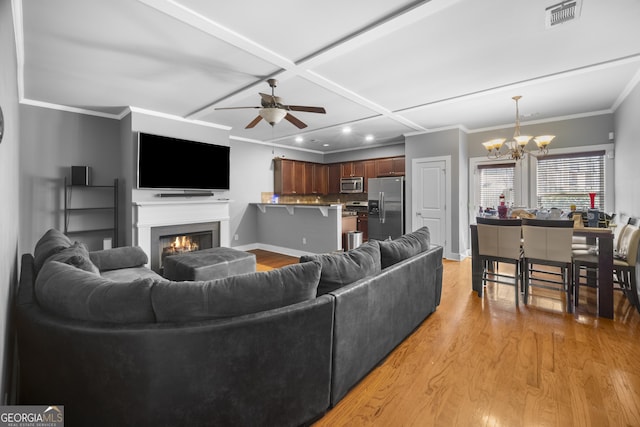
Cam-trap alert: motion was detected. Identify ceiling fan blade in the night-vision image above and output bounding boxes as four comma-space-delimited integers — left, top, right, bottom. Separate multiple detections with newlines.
285, 105, 326, 114
245, 115, 263, 129
214, 106, 260, 110
284, 113, 307, 129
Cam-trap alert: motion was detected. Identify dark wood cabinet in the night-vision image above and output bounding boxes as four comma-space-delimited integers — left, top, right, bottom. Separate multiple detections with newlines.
341, 161, 365, 178
276, 156, 405, 196
274, 158, 305, 195
328, 163, 341, 194
312, 164, 328, 195
357, 212, 368, 241
363, 160, 376, 192
376, 157, 405, 177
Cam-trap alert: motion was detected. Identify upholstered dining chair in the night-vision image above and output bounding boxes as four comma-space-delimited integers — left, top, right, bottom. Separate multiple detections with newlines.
521, 218, 575, 312
573, 224, 640, 313
476, 217, 522, 305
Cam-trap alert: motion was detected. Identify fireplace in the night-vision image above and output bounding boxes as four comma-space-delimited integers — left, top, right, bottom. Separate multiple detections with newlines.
150, 222, 220, 273
133, 199, 231, 270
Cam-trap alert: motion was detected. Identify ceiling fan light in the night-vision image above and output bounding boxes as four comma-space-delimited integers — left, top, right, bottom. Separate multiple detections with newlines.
534, 135, 555, 147
259, 108, 287, 125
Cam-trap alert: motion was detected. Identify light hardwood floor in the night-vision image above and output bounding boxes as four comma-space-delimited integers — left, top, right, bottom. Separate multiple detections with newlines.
249, 250, 640, 426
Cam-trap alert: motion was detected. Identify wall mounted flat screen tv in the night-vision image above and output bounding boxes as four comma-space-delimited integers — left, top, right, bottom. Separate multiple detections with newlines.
138, 132, 230, 191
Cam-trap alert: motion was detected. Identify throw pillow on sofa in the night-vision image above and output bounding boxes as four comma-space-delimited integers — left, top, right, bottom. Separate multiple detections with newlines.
33, 228, 72, 273
378, 227, 431, 269
300, 240, 381, 295
89, 246, 149, 272
45, 242, 100, 275
151, 260, 322, 322
35, 260, 156, 323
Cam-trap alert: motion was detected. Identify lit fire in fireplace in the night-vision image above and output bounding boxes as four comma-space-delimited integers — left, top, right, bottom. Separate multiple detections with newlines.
162, 235, 199, 257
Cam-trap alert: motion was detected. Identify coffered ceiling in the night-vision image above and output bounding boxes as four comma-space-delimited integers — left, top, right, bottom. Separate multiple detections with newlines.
14, 0, 640, 152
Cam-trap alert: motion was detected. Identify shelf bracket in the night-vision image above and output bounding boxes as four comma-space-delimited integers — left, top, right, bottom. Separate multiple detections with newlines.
317, 206, 329, 217
256, 204, 267, 214
285, 206, 295, 215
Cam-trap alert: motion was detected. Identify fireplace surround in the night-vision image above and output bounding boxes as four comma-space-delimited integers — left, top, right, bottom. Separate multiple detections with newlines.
133, 199, 230, 269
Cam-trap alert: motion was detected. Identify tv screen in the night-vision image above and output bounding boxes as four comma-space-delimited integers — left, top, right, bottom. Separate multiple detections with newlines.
138, 133, 230, 191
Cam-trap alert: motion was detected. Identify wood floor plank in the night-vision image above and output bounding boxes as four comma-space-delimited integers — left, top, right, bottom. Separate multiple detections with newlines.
249, 251, 640, 426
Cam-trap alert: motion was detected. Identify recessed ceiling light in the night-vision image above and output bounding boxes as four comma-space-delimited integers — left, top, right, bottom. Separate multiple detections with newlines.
295, 136, 303, 143
323, 143, 330, 147
365, 134, 374, 142
342, 127, 352, 134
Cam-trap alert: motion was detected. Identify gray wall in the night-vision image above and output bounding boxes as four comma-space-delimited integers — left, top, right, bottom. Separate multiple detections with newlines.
228, 140, 322, 246
467, 114, 615, 158
19, 106, 122, 251
1, 0, 20, 402
614, 83, 640, 219
405, 128, 464, 257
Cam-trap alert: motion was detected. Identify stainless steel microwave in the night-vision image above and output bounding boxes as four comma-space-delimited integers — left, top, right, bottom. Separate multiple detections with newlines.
340, 177, 364, 193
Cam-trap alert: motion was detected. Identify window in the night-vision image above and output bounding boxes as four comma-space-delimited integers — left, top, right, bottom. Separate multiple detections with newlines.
479, 163, 515, 209
536, 150, 605, 211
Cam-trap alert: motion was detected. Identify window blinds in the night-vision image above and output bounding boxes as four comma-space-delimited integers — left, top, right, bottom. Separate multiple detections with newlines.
536, 150, 605, 210
479, 163, 515, 208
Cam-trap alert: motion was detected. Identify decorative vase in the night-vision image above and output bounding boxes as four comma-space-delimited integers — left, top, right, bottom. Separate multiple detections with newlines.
589, 192, 596, 209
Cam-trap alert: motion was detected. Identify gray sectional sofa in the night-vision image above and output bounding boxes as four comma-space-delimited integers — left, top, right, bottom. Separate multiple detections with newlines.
16, 227, 443, 427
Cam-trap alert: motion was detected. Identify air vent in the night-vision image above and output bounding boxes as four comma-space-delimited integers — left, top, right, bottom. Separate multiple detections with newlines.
545, 0, 582, 28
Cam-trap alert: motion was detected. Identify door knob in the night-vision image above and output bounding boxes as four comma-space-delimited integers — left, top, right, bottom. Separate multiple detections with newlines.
416, 212, 422, 216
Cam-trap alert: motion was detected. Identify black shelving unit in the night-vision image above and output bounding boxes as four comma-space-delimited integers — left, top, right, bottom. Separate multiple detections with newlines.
64, 176, 119, 247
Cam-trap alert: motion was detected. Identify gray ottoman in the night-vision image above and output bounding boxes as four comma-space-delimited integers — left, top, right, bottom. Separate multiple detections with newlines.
163, 247, 257, 281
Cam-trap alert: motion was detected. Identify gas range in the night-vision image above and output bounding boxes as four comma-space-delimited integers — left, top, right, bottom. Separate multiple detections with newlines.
345, 201, 369, 213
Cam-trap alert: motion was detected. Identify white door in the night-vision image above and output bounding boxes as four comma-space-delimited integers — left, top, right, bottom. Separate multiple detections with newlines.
412, 159, 447, 252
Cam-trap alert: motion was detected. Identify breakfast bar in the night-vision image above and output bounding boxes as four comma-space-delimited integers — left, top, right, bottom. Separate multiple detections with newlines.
253, 203, 345, 256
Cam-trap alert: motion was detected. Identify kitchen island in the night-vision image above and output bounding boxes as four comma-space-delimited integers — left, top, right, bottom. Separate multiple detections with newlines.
252, 203, 350, 256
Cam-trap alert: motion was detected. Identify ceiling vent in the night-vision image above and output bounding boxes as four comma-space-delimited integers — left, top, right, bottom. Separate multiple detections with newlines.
545, 0, 582, 29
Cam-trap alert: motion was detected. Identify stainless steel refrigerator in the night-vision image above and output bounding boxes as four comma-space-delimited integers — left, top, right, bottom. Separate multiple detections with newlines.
367, 176, 405, 241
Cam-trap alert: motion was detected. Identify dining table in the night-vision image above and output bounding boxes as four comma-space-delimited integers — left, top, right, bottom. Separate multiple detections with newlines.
470, 221, 614, 319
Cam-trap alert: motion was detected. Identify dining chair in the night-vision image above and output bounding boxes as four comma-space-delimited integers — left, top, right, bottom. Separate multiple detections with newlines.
476, 217, 522, 305
573, 224, 640, 313
521, 218, 574, 312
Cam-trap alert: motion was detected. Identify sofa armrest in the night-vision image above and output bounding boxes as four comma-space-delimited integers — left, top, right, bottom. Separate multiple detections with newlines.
89, 246, 148, 272
328, 245, 443, 406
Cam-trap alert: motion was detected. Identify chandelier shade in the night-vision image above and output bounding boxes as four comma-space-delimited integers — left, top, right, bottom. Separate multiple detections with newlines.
482, 96, 554, 161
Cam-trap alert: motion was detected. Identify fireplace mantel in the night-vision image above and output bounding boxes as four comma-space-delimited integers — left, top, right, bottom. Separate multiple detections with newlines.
133, 199, 230, 262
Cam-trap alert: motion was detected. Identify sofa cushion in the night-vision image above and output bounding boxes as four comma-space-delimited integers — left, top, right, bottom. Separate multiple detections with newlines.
101, 266, 165, 282
89, 246, 149, 271
33, 228, 72, 273
299, 240, 381, 296
378, 227, 431, 269
378, 236, 422, 269
151, 261, 322, 322
35, 260, 156, 323
46, 242, 100, 275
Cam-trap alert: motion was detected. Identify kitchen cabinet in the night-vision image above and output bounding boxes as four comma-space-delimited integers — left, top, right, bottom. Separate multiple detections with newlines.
363, 160, 376, 192
341, 161, 365, 178
342, 215, 358, 250
376, 157, 405, 177
274, 158, 305, 195
305, 163, 328, 195
328, 163, 341, 194
312, 164, 328, 195
357, 212, 368, 241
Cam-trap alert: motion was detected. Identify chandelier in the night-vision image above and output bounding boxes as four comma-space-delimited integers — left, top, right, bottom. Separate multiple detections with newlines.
482, 96, 555, 161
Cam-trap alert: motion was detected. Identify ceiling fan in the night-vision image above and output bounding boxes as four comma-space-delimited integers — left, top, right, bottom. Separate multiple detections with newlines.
215, 79, 326, 129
